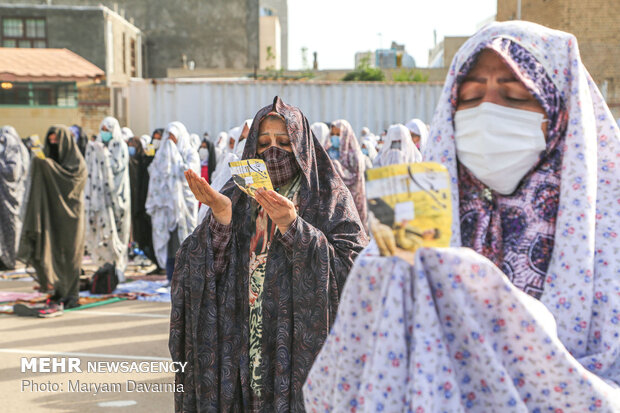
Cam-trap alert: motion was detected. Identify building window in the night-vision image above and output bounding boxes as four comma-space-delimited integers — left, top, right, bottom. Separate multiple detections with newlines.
130, 38, 136, 77
0, 82, 77, 107
122, 32, 127, 74
2, 17, 47, 48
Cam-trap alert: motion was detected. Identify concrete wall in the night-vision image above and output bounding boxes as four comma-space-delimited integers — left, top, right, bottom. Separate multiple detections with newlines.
428, 36, 469, 68
1, 0, 259, 78
0, 106, 80, 138
497, 0, 620, 118
78, 83, 111, 136
103, 8, 142, 86
443, 37, 469, 67
259, 16, 281, 70
127, 78, 443, 137
260, 0, 288, 69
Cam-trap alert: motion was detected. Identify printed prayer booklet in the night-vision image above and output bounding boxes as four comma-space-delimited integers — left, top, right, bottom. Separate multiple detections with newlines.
30, 135, 45, 159
229, 159, 274, 198
145, 144, 156, 157
366, 162, 452, 253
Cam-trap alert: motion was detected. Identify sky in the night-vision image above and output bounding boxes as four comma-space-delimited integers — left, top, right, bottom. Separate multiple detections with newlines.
287, 0, 497, 70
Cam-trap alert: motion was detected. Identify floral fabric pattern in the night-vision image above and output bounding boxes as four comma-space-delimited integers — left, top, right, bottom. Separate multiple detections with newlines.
304, 247, 620, 412
145, 121, 200, 268
84, 117, 131, 277
305, 20, 620, 412
424, 21, 620, 383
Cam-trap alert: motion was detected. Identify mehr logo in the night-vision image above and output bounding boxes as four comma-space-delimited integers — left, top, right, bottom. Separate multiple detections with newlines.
21, 357, 82, 373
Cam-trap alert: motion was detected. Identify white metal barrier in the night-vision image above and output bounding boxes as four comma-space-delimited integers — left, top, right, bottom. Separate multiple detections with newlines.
128, 78, 444, 136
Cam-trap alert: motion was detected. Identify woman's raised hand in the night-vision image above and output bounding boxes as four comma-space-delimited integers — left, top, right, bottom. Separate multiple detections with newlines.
184, 169, 232, 225
255, 188, 297, 234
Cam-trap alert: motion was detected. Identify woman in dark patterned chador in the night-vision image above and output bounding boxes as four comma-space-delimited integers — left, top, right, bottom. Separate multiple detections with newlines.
169, 96, 368, 412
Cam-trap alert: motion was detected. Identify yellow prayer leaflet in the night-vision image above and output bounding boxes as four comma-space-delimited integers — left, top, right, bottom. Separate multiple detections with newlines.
366, 162, 452, 252
145, 144, 156, 157
30, 135, 45, 159
229, 159, 274, 198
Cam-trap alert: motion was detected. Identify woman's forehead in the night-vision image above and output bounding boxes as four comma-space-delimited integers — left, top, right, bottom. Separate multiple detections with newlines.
259, 116, 287, 131
467, 49, 513, 77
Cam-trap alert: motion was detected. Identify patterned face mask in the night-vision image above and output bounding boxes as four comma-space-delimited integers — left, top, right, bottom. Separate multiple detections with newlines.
258, 146, 300, 189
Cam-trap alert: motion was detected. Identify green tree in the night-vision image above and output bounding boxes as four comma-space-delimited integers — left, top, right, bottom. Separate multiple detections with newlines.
392, 69, 429, 82
343, 56, 385, 81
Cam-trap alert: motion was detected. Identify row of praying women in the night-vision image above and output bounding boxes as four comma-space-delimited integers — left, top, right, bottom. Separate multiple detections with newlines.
0, 123, 90, 278
170, 21, 619, 412
304, 119, 429, 234
1, 114, 273, 307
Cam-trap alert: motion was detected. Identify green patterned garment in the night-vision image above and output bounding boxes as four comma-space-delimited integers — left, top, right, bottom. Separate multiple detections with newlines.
248, 175, 301, 398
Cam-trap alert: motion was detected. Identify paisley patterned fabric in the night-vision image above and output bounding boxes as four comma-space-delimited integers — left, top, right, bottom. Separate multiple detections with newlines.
327, 119, 368, 231
248, 175, 301, 399
169, 96, 368, 412
304, 21, 620, 411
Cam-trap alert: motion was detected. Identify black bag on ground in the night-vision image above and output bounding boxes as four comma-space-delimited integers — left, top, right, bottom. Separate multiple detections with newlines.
90, 263, 118, 294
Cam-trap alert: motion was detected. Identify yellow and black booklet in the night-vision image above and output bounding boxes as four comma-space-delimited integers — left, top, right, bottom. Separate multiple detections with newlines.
30, 135, 46, 159
228, 159, 274, 198
365, 162, 452, 253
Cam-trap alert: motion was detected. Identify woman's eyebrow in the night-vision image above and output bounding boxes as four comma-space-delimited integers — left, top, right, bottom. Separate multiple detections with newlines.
462, 76, 486, 84
497, 76, 519, 84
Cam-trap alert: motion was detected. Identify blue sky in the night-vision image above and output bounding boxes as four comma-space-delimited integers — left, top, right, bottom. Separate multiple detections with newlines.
287, 0, 497, 69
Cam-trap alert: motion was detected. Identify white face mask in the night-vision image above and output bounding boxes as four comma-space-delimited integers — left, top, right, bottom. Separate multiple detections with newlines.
152, 139, 161, 150
454, 102, 547, 195
198, 147, 209, 161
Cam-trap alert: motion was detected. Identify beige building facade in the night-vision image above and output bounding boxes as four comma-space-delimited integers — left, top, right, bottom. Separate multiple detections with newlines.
259, 15, 281, 70
497, 0, 620, 117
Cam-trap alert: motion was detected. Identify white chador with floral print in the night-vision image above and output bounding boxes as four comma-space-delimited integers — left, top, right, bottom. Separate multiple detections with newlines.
304, 21, 620, 412
84, 117, 131, 281
146, 121, 200, 269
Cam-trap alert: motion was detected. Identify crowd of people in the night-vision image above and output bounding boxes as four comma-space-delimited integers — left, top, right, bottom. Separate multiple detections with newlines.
0, 115, 251, 307
1, 20, 619, 412
0, 103, 413, 307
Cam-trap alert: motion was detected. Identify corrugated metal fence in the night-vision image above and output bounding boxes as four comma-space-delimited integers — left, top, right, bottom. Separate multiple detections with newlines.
128, 79, 445, 136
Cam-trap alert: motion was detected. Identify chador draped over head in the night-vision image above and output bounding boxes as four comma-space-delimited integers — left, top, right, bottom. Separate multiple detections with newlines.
325, 119, 368, 231
169, 97, 368, 412
18, 125, 87, 300
304, 21, 620, 411
146, 121, 200, 269
0, 126, 30, 269
128, 136, 156, 263
373, 123, 422, 167
84, 117, 131, 279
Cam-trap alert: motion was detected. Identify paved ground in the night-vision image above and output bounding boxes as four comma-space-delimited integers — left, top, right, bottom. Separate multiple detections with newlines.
0, 279, 175, 413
